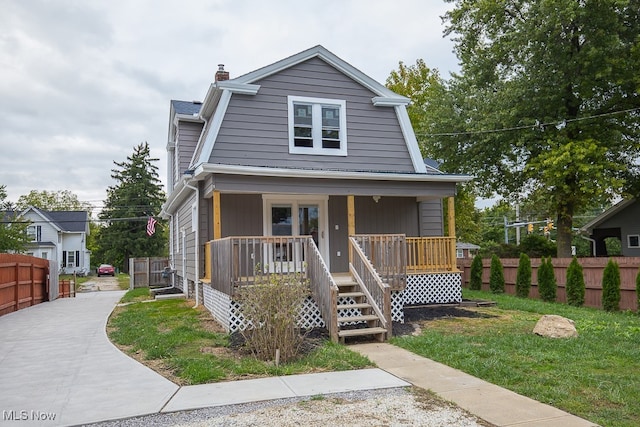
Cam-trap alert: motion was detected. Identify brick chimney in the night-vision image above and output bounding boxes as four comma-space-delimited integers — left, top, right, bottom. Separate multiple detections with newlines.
215, 64, 229, 82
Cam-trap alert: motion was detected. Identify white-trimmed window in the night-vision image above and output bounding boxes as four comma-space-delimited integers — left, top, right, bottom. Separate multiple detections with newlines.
26, 225, 41, 242
628, 234, 640, 248
288, 96, 347, 156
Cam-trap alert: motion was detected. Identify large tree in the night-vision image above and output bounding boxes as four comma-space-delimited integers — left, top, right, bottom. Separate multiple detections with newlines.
96, 143, 166, 272
16, 190, 93, 212
0, 185, 30, 253
386, 59, 481, 243
432, 0, 640, 257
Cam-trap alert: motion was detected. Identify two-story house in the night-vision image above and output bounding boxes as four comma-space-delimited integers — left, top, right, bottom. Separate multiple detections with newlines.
161, 46, 471, 341
19, 207, 91, 275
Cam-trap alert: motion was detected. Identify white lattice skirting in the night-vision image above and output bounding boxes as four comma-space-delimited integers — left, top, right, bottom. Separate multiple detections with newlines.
203, 272, 461, 331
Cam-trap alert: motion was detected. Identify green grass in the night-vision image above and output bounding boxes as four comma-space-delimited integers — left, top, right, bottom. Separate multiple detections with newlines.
115, 273, 130, 290
108, 291, 372, 385
391, 289, 640, 427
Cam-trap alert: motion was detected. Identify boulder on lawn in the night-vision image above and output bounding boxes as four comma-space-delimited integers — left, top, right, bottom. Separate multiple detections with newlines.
533, 315, 578, 338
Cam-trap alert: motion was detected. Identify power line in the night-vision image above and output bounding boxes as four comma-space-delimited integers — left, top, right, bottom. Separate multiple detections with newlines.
417, 107, 640, 138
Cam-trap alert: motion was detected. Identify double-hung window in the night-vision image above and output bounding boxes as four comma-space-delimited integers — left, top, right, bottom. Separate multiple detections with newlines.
27, 225, 41, 242
288, 96, 347, 156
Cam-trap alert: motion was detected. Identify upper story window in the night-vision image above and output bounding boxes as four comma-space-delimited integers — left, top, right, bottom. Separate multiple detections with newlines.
27, 225, 41, 242
288, 96, 347, 156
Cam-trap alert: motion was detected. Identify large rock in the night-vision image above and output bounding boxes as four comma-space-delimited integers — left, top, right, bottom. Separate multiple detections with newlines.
533, 315, 578, 338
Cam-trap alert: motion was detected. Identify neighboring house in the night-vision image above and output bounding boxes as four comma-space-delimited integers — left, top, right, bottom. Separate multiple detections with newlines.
18, 207, 91, 274
161, 45, 471, 341
581, 198, 640, 257
456, 242, 480, 259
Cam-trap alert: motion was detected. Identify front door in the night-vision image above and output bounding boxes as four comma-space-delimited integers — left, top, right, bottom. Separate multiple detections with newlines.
263, 196, 329, 270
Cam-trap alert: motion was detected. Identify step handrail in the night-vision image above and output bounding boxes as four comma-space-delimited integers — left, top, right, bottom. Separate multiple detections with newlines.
348, 237, 392, 338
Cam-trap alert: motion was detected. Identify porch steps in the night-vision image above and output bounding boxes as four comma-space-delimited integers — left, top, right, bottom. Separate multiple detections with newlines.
333, 274, 388, 343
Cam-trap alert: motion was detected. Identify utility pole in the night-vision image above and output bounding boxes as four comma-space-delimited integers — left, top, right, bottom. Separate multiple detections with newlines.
515, 204, 521, 245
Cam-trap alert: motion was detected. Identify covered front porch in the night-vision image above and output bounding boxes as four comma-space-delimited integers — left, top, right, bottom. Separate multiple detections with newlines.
200, 195, 460, 342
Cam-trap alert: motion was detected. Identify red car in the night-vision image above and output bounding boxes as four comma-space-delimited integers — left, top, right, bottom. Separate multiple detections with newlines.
97, 264, 115, 277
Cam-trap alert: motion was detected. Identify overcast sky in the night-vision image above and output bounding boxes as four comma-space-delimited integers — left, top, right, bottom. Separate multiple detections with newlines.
0, 0, 460, 210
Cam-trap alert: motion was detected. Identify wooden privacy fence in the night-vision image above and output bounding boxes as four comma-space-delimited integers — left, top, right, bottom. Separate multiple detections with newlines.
0, 253, 49, 317
129, 257, 171, 289
458, 257, 640, 311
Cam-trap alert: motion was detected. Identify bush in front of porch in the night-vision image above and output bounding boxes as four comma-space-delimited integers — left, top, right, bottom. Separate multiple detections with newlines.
236, 273, 311, 364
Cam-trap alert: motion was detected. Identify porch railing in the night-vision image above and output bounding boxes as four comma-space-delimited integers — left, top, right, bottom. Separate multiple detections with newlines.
305, 239, 339, 342
209, 236, 310, 295
406, 236, 457, 273
348, 237, 392, 338
351, 234, 406, 290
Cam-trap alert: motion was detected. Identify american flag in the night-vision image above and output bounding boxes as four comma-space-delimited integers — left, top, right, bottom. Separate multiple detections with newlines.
146, 216, 157, 236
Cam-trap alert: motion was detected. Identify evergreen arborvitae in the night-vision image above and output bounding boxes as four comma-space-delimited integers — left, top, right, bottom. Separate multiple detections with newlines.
565, 257, 585, 307
489, 254, 505, 294
537, 257, 557, 302
515, 253, 531, 298
602, 259, 621, 311
469, 254, 483, 290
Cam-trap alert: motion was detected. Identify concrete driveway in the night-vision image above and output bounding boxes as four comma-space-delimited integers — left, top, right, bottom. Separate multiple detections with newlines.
0, 291, 178, 426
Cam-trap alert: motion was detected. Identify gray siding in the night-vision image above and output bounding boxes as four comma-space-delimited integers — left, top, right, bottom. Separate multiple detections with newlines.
328, 196, 349, 272
176, 194, 197, 282
212, 174, 456, 198
220, 194, 263, 237
208, 57, 415, 173
354, 196, 420, 236
597, 200, 640, 256
419, 200, 444, 236
176, 121, 202, 180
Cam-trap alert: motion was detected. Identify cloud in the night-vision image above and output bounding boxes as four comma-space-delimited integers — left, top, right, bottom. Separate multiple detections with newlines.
0, 0, 458, 208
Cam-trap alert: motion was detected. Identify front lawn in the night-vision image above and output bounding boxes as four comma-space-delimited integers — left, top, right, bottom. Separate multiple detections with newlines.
107, 292, 372, 385
391, 289, 640, 427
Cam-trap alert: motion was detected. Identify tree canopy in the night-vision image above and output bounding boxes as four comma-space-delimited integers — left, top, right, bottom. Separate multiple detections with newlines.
0, 185, 30, 253
95, 142, 166, 272
419, 0, 640, 257
16, 189, 93, 212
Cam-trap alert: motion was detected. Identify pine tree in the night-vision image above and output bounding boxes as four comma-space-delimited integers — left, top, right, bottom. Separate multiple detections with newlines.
96, 143, 166, 272
566, 257, 585, 306
537, 257, 557, 302
469, 254, 483, 290
515, 253, 531, 298
602, 259, 621, 311
489, 254, 505, 294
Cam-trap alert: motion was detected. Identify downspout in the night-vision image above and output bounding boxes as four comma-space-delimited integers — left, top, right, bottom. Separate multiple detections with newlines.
580, 234, 597, 257
184, 180, 200, 308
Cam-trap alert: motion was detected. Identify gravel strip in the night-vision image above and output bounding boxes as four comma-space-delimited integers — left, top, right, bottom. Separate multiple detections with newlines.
89, 387, 491, 427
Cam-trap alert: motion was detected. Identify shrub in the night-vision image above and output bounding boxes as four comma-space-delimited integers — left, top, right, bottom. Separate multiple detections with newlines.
518, 234, 557, 258
237, 273, 310, 363
565, 257, 585, 307
602, 259, 621, 312
537, 257, 557, 302
469, 254, 483, 290
515, 253, 531, 298
489, 254, 505, 294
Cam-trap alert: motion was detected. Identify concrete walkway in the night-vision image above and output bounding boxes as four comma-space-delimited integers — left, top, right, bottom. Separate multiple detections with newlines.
0, 291, 599, 426
351, 343, 598, 427
0, 292, 406, 426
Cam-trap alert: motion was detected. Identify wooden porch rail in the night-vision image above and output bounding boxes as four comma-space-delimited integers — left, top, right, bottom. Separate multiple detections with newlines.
351, 234, 406, 290
348, 237, 392, 338
203, 242, 211, 281
208, 236, 311, 296
305, 239, 339, 342
406, 236, 458, 273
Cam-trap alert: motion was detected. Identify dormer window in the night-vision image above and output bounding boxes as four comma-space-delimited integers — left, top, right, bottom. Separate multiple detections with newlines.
288, 96, 347, 156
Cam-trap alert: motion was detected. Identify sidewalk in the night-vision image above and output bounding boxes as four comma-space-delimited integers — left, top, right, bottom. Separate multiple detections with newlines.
350, 343, 598, 427
0, 291, 598, 426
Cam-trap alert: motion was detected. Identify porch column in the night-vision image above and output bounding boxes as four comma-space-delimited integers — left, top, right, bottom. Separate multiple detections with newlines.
348, 195, 355, 264
347, 195, 355, 236
213, 190, 221, 240
447, 196, 456, 267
